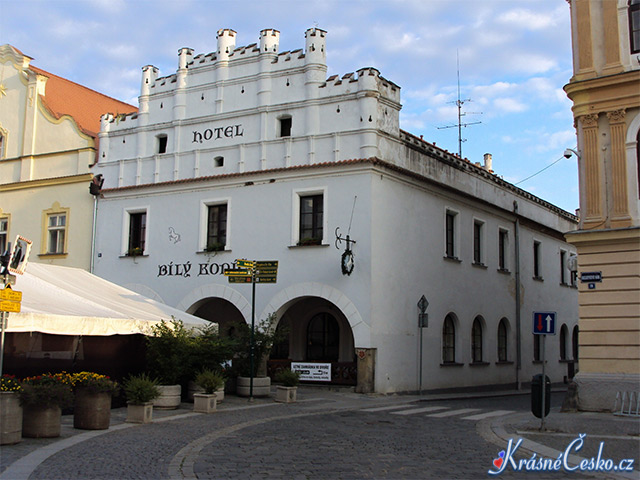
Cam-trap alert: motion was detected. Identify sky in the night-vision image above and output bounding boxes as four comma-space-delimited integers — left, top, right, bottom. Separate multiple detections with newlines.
1, 0, 579, 213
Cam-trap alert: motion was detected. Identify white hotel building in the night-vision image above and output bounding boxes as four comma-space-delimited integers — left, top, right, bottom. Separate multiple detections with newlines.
92, 28, 579, 394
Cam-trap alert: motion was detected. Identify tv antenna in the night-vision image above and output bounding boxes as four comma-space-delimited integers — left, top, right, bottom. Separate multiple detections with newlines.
437, 51, 482, 158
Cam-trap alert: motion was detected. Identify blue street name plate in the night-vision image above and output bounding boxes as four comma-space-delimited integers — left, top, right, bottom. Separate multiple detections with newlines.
580, 271, 602, 283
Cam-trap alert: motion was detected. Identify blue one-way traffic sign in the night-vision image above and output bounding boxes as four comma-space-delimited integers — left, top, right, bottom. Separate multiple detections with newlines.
533, 311, 556, 335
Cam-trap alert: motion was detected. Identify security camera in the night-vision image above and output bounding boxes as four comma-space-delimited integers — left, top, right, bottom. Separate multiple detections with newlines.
564, 149, 573, 159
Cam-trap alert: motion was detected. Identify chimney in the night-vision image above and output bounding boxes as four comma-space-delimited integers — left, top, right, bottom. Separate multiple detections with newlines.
483, 153, 493, 172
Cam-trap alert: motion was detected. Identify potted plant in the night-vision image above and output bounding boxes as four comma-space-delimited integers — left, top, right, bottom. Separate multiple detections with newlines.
126, 246, 144, 257
146, 319, 195, 409
1, 375, 22, 444
123, 374, 159, 424
186, 324, 235, 403
297, 237, 321, 246
19, 373, 74, 438
69, 372, 119, 430
192, 369, 224, 414
274, 368, 300, 403
205, 242, 225, 252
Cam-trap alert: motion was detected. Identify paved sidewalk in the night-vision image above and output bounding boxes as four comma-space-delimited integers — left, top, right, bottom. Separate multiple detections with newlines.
1, 387, 638, 479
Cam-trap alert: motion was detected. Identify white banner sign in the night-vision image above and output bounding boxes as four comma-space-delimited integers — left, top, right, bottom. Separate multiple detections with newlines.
291, 362, 331, 382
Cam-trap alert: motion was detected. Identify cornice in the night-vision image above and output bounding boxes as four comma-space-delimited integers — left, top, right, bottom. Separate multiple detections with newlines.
0, 173, 93, 191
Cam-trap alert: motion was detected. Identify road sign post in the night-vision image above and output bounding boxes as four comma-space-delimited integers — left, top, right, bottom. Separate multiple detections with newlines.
417, 295, 429, 396
224, 260, 279, 402
533, 311, 556, 431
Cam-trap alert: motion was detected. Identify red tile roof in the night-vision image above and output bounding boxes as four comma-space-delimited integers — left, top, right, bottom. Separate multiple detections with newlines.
29, 65, 137, 138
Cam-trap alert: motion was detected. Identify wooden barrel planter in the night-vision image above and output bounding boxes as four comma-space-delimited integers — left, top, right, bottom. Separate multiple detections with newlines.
73, 389, 112, 430
0, 392, 22, 444
22, 405, 62, 438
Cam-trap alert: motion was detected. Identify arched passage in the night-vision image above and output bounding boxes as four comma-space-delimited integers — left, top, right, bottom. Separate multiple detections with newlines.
267, 293, 358, 386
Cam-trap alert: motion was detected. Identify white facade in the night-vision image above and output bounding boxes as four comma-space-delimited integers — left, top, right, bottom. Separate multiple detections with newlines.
93, 28, 579, 394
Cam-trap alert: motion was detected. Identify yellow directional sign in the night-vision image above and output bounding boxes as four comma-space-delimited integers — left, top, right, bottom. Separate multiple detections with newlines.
236, 259, 254, 269
0, 286, 22, 302
255, 261, 278, 269
228, 276, 253, 284
223, 268, 251, 277
0, 300, 20, 313
254, 276, 277, 284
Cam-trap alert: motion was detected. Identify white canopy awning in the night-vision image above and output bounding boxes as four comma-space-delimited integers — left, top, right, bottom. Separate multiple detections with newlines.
4, 263, 213, 336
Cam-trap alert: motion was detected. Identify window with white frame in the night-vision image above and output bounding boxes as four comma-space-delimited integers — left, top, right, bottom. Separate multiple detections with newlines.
445, 209, 458, 259
560, 250, 568, 285
498, 229, 509, 272
126, 210, 147, 255
473, 220, 484, 265
497, 318, 509, 362
630, 0, 640, 53
471, 316, 484, 363
294, 189, 325, 246
442, 314, 456, 363
533, 240, 542, 279
0, 217, 8, 254
206, 203, 227, 251
47, 213, 66, 254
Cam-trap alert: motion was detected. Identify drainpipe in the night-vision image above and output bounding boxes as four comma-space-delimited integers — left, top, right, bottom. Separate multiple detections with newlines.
513, 201, 522, 390
89, 174, 104, 274
90, 195, 97, 274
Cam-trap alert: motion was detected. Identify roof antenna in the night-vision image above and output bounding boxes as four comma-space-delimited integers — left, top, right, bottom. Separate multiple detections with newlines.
437, 50, 482, 158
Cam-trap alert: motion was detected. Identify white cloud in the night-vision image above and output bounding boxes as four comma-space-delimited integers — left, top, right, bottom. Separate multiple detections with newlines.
497, 7, 563, 31
494, 98, 527, 113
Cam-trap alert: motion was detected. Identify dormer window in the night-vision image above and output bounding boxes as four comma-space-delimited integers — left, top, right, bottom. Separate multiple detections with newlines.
279, 116, 292, 137
157, 134, 168, 154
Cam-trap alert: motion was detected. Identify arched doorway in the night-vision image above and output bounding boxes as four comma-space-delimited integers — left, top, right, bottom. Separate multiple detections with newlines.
189, 297, 245, 340
268, 296, 356, 385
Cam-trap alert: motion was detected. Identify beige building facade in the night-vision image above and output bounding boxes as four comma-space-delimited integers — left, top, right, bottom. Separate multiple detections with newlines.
0, 45, 135, 271
564, 0, 640, 411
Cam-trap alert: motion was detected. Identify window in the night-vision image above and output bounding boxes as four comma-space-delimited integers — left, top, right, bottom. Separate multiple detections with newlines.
0, 217, 7, 254
533, 241, 542, 279
473, 220, 483, 265
630, 0, 640, 53
533, 335, 541, 362
299, 194, 323, 244
445, 210, 457, 258
442, 314, 456, 363
307, 312, 339, 362
572, 326, 579, 360
498, 229, 508, 271
0, 133, 4, 159
560, 250, 567, 285
157, 134, 168, 154
206, 204, 227, 251
471, 317, 483, 363
279, 116, 292, 137
128, 211, 146, 255
47, 213, 66, 254
498, 318, 508, 362
560, 324, 568, 360
214, 156, 224, 167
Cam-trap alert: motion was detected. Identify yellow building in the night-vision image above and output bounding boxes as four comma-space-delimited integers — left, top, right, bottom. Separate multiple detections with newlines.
564, 0, 640, 411
0, 45, 136, 271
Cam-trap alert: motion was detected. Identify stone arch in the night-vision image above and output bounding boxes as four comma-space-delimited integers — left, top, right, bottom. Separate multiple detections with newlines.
260, 282, 369, 348
177, 283, 251, 322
